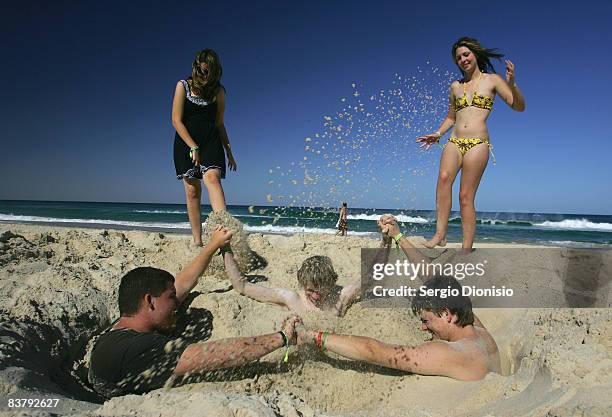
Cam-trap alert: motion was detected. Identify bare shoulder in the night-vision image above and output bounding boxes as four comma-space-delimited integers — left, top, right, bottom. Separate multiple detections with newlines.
401, 337, 495, 379
175, 80, 186, 93
340, 283, 359, 296
422, 340, 463, 356
449, 80, 462, 97
278, 287, 300, 301
276, 287, 302, 307
474, 326, 499, 352
412, 340, 467, 374
487, 73, 505, 86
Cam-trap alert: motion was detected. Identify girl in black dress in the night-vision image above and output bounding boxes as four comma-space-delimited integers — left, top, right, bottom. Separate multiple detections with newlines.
172, 49, 237, 246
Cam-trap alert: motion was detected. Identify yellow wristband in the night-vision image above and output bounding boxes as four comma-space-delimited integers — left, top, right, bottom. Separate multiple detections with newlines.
393, 232, 404, 244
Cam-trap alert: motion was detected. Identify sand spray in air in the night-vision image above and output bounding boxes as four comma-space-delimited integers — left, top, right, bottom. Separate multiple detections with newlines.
265, 64, 455, 231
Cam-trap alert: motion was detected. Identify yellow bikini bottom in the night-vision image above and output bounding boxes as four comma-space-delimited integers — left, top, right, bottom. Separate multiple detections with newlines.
446, 137, 496, 165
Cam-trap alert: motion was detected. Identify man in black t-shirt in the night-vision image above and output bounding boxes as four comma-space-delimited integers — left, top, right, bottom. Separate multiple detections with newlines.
89, 225, 300, 398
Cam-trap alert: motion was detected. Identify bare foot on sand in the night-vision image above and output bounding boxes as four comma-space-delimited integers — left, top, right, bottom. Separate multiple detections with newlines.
423, 234, 447, 249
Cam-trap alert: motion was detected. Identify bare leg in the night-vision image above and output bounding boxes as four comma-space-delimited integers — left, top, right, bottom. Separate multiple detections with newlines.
183, 178, 203, 245
203, 169, 227, 212
424, 144, 462, 248
459, 144, 489, 250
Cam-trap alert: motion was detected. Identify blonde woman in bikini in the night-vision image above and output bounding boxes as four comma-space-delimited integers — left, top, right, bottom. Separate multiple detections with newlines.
417, 37, 525, 250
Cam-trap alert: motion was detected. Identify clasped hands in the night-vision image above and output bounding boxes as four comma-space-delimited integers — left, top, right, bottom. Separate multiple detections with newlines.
279, 316, 319, 347
377, 214, 401, 247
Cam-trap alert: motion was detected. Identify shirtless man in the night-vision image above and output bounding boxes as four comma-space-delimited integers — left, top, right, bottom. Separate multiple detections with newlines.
294, 215, 500, 381
222, 242, 359, 316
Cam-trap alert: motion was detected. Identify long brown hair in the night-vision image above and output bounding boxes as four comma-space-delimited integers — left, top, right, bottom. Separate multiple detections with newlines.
451, 37, 504, 74
189, 49, 222, 101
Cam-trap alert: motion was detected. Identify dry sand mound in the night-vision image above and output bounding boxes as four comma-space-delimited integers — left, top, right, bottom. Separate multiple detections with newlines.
0, 222, 611, 416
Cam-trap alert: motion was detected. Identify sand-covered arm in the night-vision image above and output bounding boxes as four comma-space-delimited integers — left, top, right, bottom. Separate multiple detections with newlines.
335, 284, 360, 317
299, 328, 472, 380
174, 333, 282, 375
174, 316, 300, 375
174, 226, 232, 303
378, 215, 433, 282
339, 236, 393, 316
224, 251, 299, 307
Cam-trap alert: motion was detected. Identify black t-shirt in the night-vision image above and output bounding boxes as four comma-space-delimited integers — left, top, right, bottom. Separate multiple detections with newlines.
88, 328, 186, 398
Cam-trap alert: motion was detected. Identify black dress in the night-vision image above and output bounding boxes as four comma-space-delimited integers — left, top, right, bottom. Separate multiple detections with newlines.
173, 79, 226, 180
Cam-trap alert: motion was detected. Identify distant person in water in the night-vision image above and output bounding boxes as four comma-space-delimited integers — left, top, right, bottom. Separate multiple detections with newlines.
88, 225, 300, 398
295, 214, 501, 381
416, 37, 525, 250
336, 202, 348, 236
223, 235, 359, 316
172, 49, 237, 247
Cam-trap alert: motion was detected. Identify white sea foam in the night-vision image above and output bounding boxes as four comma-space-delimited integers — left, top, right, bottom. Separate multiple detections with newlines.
244, 224, 376, 237
0, 214, 190, 230
347, 214, 430, 224
534, 219, 612, 232
0, 214, 377, 236
133, 209, 187, 214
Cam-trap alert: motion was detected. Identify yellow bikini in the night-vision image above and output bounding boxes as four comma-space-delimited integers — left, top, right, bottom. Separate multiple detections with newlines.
454, 75, 494, 112
447, 74, 496, 164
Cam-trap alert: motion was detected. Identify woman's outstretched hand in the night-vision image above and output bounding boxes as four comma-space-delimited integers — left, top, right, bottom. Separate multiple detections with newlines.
416, 133, 441, 151
505, 60, 516, 86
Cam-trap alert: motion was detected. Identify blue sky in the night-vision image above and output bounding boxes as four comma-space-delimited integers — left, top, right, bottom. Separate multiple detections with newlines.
1, 1, 611, 214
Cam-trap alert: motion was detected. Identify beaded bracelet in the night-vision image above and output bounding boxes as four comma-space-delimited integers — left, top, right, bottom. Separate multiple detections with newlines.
315, 331, 324, 349
321, 332, 329, 350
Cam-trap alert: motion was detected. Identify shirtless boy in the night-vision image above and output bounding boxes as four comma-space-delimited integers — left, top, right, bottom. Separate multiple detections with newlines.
222, 243, 359, 316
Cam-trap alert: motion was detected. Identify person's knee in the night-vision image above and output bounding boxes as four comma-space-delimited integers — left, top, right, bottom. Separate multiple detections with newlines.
184, 182, 201, 200
439, 170, 453, 185
459, 190, 474, 207
203, 170, 221, 187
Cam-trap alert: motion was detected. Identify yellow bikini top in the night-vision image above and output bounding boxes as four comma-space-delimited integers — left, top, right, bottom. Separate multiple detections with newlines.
455, 73, 494, 111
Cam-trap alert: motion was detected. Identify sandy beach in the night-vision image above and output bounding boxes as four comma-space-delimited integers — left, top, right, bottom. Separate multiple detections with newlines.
1, 221, 611, 416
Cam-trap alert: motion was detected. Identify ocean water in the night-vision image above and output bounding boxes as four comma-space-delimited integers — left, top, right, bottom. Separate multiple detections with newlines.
1, 200, 611, 247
